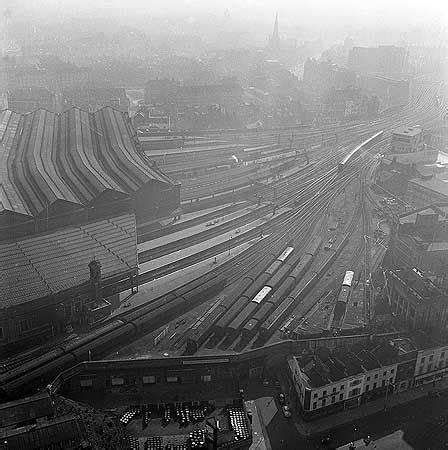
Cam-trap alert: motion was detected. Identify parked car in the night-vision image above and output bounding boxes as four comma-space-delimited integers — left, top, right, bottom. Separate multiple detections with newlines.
282, 405, 292, 418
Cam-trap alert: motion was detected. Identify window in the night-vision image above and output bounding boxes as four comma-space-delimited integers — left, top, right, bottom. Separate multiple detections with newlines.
201, 375, 212, 382
20, 320, 29, 333
391, 368, 395, 373
373, 383, 377, 389
390, 377, 394, 383
111, 377, 124, 386
333, 387, 336, 392
422, 357, 426, 363
429, 355, 433, 361
349, 388, 361, 397
323, 390, 327, 396
365, 385, 370, 392
313, 402, 317, 409
339, 393, 344, 400
167, 376, 178, 383
428, 364, 433, 371
331, 396, 335, 403
383, 371, 387, 376
80, 379, 93, 387
382, 380, 386, 387
367, 376, 370, 381
322, 399, 326, 406
314, 393, 318, 398
0, 327, 3, 339
374, 374, 378, 379
441, 352, 445, 358
143, 376, 156, 384
340, 385, 345, 390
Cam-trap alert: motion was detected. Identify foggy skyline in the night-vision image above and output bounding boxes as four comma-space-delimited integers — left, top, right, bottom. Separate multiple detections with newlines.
3, 0, 448, 34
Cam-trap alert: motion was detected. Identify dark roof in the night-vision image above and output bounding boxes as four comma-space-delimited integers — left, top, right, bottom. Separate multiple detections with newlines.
0, 107, 175, 219
296, 344, 400, 388
388, 268, 448, 305
0, 214, 137, 309
0, 414, 83, 450
0, 392, 53, 428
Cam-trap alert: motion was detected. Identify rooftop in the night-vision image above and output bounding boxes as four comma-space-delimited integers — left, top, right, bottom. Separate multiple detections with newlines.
295, 343, 398, 388
0, 214, 137, 309
426, 241, 448, 251
0, 107, 175, 221
393, 126, 422, 137
387, 268, 448, 305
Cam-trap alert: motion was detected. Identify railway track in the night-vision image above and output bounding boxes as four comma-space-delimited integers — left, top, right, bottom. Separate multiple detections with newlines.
0, 79, 443, 392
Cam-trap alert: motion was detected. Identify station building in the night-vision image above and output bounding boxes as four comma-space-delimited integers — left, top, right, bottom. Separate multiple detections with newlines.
0, 105, 179, 353
0, 106, 180, 241
0, 213, 138, 354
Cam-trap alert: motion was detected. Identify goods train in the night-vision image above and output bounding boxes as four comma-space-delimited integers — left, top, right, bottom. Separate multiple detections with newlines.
338, 131, 384, 172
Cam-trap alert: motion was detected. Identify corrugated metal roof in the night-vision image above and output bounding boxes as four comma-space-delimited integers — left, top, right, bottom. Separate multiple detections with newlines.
0, 214, 137, 309
0, 106, 174, 218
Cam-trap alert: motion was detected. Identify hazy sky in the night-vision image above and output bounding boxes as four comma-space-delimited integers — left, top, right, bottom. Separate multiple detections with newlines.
4, 0, 448, 38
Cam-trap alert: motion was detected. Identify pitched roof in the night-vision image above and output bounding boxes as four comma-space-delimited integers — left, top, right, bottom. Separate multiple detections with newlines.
0, 214, 137, 309
0, 107, 175, 220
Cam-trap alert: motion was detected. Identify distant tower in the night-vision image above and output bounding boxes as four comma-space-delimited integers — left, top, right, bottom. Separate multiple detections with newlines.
269, 12, 281, 52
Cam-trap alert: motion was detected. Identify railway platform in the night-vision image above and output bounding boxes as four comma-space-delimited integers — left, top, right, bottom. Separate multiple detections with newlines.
138, 203, 268, 252
116, 238, 263, 317
138, 207, 290, 273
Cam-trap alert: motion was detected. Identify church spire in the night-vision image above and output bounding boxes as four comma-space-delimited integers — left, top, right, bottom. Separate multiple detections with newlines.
273, 12, 279, 42
269, 12, 280, 51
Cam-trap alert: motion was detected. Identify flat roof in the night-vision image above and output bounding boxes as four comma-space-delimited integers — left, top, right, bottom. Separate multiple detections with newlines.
426, 241, 448, 251
393, 126, 422, 137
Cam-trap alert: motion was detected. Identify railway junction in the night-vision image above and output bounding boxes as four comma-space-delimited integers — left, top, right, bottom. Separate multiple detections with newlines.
1, 77, 448, 449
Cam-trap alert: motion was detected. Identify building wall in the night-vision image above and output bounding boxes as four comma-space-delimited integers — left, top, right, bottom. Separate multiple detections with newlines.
289, 357, 397, 417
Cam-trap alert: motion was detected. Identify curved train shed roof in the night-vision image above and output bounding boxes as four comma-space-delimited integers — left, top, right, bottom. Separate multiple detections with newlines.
0, 107, 175, 220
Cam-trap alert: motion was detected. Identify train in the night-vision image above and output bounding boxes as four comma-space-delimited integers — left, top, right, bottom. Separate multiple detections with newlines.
0, 272, 226, 398
331, 270, 355, 332
210, 246, 296, 342
338, 130, 384, 172
257, 233, 353, 343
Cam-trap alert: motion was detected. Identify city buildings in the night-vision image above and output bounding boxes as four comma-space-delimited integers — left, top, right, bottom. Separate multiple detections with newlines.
3, 55, 91, 91
290, 335, 448, 420
385, 268, 448, 335
289, 344, 398, 420
323, 87, 379, 120
348, 45, 408, 76
357, 75, 410, 109
6, 87, 57, 113
61, 87, 130, 113
302, 58, 356, 96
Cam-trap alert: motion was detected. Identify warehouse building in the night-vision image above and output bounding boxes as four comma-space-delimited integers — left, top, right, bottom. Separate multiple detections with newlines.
0, 106, 179, 240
